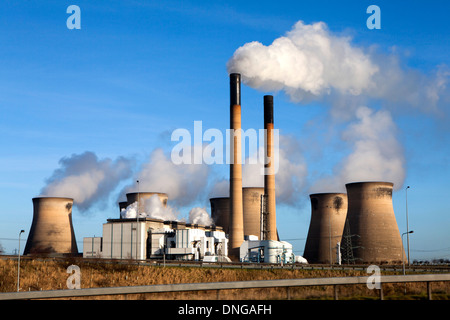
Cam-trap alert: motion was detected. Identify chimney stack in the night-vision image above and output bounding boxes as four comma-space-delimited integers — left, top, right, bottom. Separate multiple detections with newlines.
229, 73, 244, 260
264, 95, 277, 240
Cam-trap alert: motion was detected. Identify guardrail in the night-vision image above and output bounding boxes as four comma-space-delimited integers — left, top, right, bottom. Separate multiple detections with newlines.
1, 273, 449, 300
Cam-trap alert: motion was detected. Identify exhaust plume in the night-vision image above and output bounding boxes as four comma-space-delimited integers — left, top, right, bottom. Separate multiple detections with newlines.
310, 106, 405, 192
188, 207, 213, 225
120, 195, 179, 221
40, 151, 133, 211
121, 147, 210, 207
227, 20, 449, 114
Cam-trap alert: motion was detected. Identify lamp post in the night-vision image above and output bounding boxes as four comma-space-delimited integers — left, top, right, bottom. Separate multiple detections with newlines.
17, 229, 25, 292
136, 180, 140, 261
406, 186, 411, 265
402, 230, 414, 275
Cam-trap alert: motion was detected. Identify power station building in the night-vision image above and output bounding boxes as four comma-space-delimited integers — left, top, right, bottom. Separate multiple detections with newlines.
83, 217, 229, 262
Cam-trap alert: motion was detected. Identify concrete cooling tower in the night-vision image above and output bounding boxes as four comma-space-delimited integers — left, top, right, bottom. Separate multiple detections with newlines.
125, 192, 168, 212
23, 197, 78, 256
243, 187, 264, 239
303, 193, 348, 264
210, 197, 230, 234
344, 181, 405, 264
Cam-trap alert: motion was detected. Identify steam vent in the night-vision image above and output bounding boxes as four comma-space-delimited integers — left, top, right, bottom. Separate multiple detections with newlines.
303, 193, 348, 264
23, 197, 78, 256
344, 182, 405, 264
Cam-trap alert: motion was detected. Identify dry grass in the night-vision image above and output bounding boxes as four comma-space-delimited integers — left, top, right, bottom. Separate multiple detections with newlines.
1, 258, 449, 300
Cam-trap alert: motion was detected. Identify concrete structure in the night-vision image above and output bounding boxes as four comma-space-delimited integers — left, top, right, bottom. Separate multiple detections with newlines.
240, 239, 295, 264
263, 95, 277, 241
125, 192, 168, 212
24, 197, 78, 256
83, 218, 229, 261
303, 193, 348, 264
242, 187, 264, 239
210, 197, 230, 234
229, 73, 244, 260
344, 181, 405, 264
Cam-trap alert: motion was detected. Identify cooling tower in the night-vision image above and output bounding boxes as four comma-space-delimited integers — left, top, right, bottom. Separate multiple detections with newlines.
23, 197, 78, 256
303, 193, 348, 264
344, 181, 405, 264
243, 187, 264, 239
126, 192, 168, 213
210, 197, 230, 233
118, 201, 128, 214
229, 73, 244, 260
264, 95, 277, 241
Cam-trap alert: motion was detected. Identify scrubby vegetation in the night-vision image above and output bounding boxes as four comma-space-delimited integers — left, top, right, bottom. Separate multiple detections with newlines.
1, 258, 449, 300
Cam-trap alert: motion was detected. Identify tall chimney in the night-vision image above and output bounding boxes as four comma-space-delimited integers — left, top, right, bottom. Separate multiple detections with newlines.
264, 95, 277, 241
229, 73, 244, 260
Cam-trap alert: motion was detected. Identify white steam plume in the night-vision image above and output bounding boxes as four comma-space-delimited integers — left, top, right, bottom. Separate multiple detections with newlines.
120, 195, 179, 221
188, 207, 213, 225
242, 134, 307, 205
310, 106, 405, 192
121, 147, 210, 207
41, 151, 133, 211
227, 21, 449, 114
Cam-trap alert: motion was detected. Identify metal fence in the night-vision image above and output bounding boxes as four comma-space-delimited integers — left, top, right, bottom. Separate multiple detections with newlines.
1, 273, 449, 300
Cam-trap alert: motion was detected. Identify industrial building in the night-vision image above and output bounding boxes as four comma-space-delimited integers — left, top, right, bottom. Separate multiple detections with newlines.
240, 236, 295, 264
83, 216, 229, 262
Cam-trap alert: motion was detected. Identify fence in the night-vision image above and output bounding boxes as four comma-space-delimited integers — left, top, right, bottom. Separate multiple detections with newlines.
1, 273, 449, 300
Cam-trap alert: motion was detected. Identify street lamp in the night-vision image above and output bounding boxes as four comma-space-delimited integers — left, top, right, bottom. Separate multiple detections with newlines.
402, 230, 414, 275
406, 186, 411, 265
136, 180, 140, 261
17, 229, 25, 292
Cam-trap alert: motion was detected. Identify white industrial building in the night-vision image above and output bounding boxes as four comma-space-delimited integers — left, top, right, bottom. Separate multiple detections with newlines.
83, 218, 229, 262
239, 236, 296, 264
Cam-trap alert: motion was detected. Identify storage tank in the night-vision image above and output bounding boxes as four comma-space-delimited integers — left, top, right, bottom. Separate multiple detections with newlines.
344, 181, 405, 264
126, 192, 168, 213
23, 197, 78, 256
303, 193, 348, 264
210, 197, 230, 234
243, 187, 264, 239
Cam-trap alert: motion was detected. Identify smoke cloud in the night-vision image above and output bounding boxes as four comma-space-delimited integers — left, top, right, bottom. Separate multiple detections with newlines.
120, 146, 210, 208
227, 20, 449, 116
188, 207, 214, 225
242, 134, 307, 205
310, 106, 405, 192
40, 151, 133, 211
120, 195, 179, 221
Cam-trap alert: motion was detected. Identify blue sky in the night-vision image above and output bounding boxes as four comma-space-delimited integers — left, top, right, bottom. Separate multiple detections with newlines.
0, 0, 449, 261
